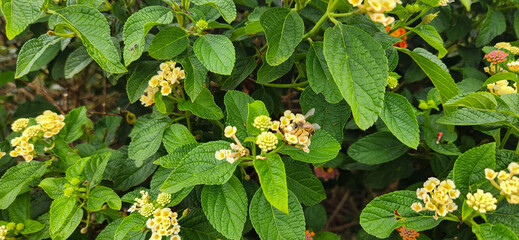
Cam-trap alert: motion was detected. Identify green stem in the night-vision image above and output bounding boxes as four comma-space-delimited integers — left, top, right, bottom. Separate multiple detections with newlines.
499, 128, 512, 149
301, 0, 353, 39
185, 112, 192, 132
256, 80, 309, 88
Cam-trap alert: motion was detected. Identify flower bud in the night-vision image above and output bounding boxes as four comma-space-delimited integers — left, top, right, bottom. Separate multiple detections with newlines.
418, 100, 429, 110
70, 177, 81, 185
64, 187, 75, 197
423, 12, 439, 25
6, 222, 15, 231
195, 19, 209, 31
15, 223, 24, 231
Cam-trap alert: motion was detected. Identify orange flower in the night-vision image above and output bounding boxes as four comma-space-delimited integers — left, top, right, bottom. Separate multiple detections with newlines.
385, 27, 408, 48
314, 166, 339, 181
305, 230, 316, 240
396, 226, 420, 240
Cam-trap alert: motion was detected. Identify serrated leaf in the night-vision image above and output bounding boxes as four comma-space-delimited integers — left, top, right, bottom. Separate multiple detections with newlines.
22, 219, 45, 235
284, 158, 325, 206
15, 34, 61, 78
64, 46, 93, 78
163, 124, 197, 154
114, 213, 147, 240
179, 50, 208, 100
0, 161, 47, 209
9, 193, 30, 223
453, 143, 496, 201
149, 26, 188, 60
257, 55, 294, 84
476, 8, 506, 47
60, 106, 88, 143
128, 118, 169, 165
1, 0, 45, 40
260, 8, 304, 66
359, 190, 443, 238
126, 61, 161, 103
221, 54, 257, 90
105, 148, 159, 190
254, 153, 288, 213
96, 218, 147, 240
487, 203, 519, 236
246, 100, 269, 135
347, 131, 408, 165
201, 175, 248, 240
180, 208, 225, 239
123, 6, 174, 65
472, 223, 519, 240
193, 34, 236, 75
399, 48, 458, 106
49, 196, 83, 240
306, 41, 343, 103
154, 143, 199, 169
436, 108, 507, 126
280, 130, 341, 163
39, 177, 68, 199
249, 189, 305, 240
191, 0, 236, 23
300, 88, 350, 142
224, 91, 254, 141
412, 25, 447, 58
178, 88, 224, 120
160, 141, 240, 193
323, 24, 388, 130
87, 186, 122, 211
49, 6, 127, 73
380, 92, 420, 149
446, 92, 498, 110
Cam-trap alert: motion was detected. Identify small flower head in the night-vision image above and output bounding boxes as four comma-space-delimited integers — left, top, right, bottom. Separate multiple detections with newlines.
224, 126, 237, 138
485, 50, 509, 64
36, 110, 66, 138
507, 61, 519, 72
412, 178, 460, 219
11, 118, 29, 132
386, 75, 399, 89
486, 168, 498, 180
411, 202, 423, 212
305, 230, 316, 240
139, 203, 155, 217
157, 193, 172, 206
22, 125, 42, 139
466, 189, 497, 213
396, 226, 420, 240
437, 0, 454, 6
0, 225, 7, 240
256, 132, 278, 152
215, 150, 228, 160
253, 115, 272, 131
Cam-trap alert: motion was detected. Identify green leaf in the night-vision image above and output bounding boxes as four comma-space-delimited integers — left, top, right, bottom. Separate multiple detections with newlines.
105, 148, 159, 190
472, 223, 519, 240
246, 100, 269, 135
178, 88, 224, 120
149, 26, 189, 60
284, 158, 325, 206
254, 153, 288, 214
249, 189, 305, 240
323, 24, 388, 130
191, 0, 236, 23
515, 10, 519, 39
476, 8, 506, 47
15, 34, 61, 78
85, 152, 112, 189
260, 8, 304, 66
154, 143, 199, 169
500, 93, 519, 116
306, 41, 343, 104
221, 54, 257, 90
52, 140, 81, 168
380, 92, 420, 149
160, 141, 240, 193
22, 219, 45, 235
1, 0, 45, 40
60, 106, 89, 143
163, 124, 197, 154
280, 130, 341, 163
9, 193, 30, 223
123, 6, 174, 66
114, 213, 147, 240
96, 218, 147, 240
453, 143, 496, 201
460, 0, 471, 10
64, 46, 93, 78
126, 61, 161, 103
49, 196, 83, 240
359, 190, 443, 238
224, 90, 254, 141
179, 50, 208, 100
87, 186, 122, 211
399, 48, 459, 106
201, 175, 248, 240
0, 161, 47, 209
193, 34, 236, 75
257, 55, 294, 84
39, 177, 68, 199
153, 91, 176, 114
128, 118, 169, 165
446, 92, 498, 110
49, 6, 127, 73
347, 131, 408, 165
301, 88, 350, 142
436, 108, 507, 126
412, 25, 447, 58
487, 203, 519, 236
180, 208, 226, 239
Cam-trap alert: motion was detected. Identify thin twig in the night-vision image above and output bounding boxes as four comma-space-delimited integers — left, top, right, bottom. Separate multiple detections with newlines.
22, 81, 65, 115
325, 189, 350, 230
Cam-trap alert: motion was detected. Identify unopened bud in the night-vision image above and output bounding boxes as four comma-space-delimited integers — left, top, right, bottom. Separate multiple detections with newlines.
78, 187, 87, 192
64, 187, 75, 197
70, 177, 81, 185
418, 100, 428, 110
6, 222, 15, 231
427, 99, 436, 107
15, 223, 24, 231
405, 4, 420, 13
195, 20, 209, 31
423, 12, 439, 25
182, 208, 191, 218
244, 174, 251, 180
80, 227, 88, 234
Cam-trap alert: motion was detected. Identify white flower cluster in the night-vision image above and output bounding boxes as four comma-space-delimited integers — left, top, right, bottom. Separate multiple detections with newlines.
485, 162, 519, 204
215, 126, 250, 164
411, 177, 460, 219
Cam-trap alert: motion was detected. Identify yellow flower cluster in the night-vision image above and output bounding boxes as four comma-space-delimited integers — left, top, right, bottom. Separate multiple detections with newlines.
253, 115, 272, 131
215, 126, 250, 163
0, 225, 6, 240
411, 177, 460, 219
140, 61, 186, 107
466, 189, 497, 213
495, 42, 519, 55
256, 132, 278, 152
128, 191, 155, 217
9, 111, 65, 162
348, 0, 402, 26
487, 80, 517, 96
147, 208, 181, 240
272, 110, 320, 153
507, 61, 519, 73
157, 193, 172, 207
485, 162, 519, 204
437, 0, 454, 6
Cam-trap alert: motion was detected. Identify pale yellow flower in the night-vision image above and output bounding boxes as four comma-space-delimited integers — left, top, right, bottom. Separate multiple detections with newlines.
466, 189, 497, 213
11, 118, 29, 132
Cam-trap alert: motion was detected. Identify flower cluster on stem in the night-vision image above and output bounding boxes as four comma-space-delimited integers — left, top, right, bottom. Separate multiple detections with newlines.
487, 80, 517, 96
348, 0, 402, 26
271, 109, 320, 153
411, 177, 460, 219
141, 61, 186, 106
0, 225, 7, 240
485, 162, 519, 204
466, 189, 497, 213
396, 226, 420, 240
215, 126, 250, 163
